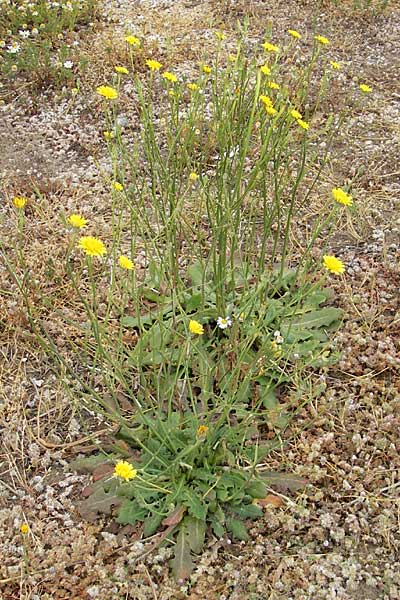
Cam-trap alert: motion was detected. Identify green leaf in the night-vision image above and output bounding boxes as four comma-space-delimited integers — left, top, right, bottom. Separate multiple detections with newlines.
185, 292, 203, 312
211, 519, 225, 538
226, 518, 249, 541
187, 262, 204, 286
183, 489, 207, 521
171, 526, 194, 582
286, 307, 342, 331
116, 499, 147, 526
231, 503, 263, 519
78, 480, 122, 521
246, 480, 268, 499
185, 516, 206, 554
143, 512, 163, 537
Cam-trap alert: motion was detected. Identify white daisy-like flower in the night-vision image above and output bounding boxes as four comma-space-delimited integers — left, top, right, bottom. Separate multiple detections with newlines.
63, 60, 74, 69
274, 330, 284, 344
19, 29, 30, 38
217, 316, 232, 329
7, 43, 21, 54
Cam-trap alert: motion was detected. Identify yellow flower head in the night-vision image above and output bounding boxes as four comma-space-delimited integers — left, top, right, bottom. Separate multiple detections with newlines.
118, 255, 135, 270
314, 34, 330, 45
104, 130, 114, 140
197, 425, 209, 437
187, 83, 200, 91
359, 83, 372, 93
96, 85, 118, 100
262, 41, 280, 53
13, 196, 27, 209
260, 64, 271, 75
189, 171, 198, 181
288, 29, 301, 39
146, 59, 162, 71
215, 31, 226, 41
162, 71, 178, 83
78, 236, 107, 258
290, 109, 302, 119
113, 181, 124, 192
20, 523, 29, 534
332, 187, 353, 206
115, 66, 129, 75
329, 61, 341, 70
228, 54, 237, 62
114, 460, 137, 481
202, 65, 212, 74
323, 255, 345, 275
67, 214, 87, 228
297, 118, 309, 130
267, 81, 280, 90
259, 94, 273, 106
189, 319, 204, 335
125, 35, 140, 46
265, 105, 278, 116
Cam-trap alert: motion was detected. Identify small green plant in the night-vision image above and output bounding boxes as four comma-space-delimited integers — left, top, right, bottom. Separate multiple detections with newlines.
2, 25, 365, 579
0, 0, 98, 86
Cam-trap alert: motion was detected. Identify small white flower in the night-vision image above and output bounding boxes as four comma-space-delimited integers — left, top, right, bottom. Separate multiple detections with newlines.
63, 60, 74, 69
19, 29, 30, 38
217, 316, 232, 329
274, 330, 284, 344
7, 43, 21, 54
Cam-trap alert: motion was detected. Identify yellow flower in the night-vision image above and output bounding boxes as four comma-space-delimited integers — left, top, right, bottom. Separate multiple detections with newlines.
228, 54, 237, 62
290, 109, 302, 119
118, 255, 135, 270
265, 105, 278, 116
323, 255, 345, 275
125, 35, 140, 46
20, 523, 29, 534
360, 83, 372, 93
260, 64, 271, 75
297, 118, 309, 130
113, 181, 124, 191
114, 460, 137, 481
11, 64, 18, 72
259, 94, 273, 106
215, 31, 226, 41
67, 214, 87, 228
189, 319, 204, 335
104, 130, 114, 140
13, 196, 27, 209
262, 41, 280, 53
78, 236, 107, 257
270, 340, 282, 358
288, 29, 301, 39
332, 187, 353, 206
187, 83, 199, 91
202, 65, 212, 74
267, 81, 280, 90
189, 172, 198, 181
314, 34, 330, 45
162, 71, 178, 83
115, 66, 128, 75
329, 61, 341, 70
197, 425, 209, 437
96, 85, 118, 100
146, 59, 162, 71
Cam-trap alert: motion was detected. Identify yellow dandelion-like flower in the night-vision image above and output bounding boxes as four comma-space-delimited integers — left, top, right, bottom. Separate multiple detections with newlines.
202, 65, 212, 74
260, 64, 271, 75
297, 118, 309, 130
115, 66, 128, 75
162, 71, 178, 83
189, 319, 204, 335
359, 83, 372, 93
146, 59, 162, 71
20, 523, 30, 534
330, 61, 341, 70
314, 34, 330, 45
197, 425, 209, 437
78, 236, 107, 258
332, 187, 353, 206
13, 196, 27, 209
215, 31, 226, 41
104, 130, 114, 140
67, 214, 87, 228
118, 255, 135, 270
267, 81, 280, 90
114, 460, 137, 481
288, 29, 301, 39
262, 41, 280, 53
265, 105, 278, 116
113, 181, 124, 191
323, 255, 345, 275
290, 109, 302, 119
259, 94, 273, 106
125, 35, 140, 46
228, 54, 237, 62
187, 83, 200, 91
96, 85, 118, 100
189, 172, 198, 181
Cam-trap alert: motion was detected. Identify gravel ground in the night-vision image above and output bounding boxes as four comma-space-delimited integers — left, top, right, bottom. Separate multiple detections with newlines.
1, 1, 399, 599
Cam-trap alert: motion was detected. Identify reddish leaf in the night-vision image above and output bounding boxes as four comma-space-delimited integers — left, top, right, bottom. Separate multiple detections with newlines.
162, 505, 186, 527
